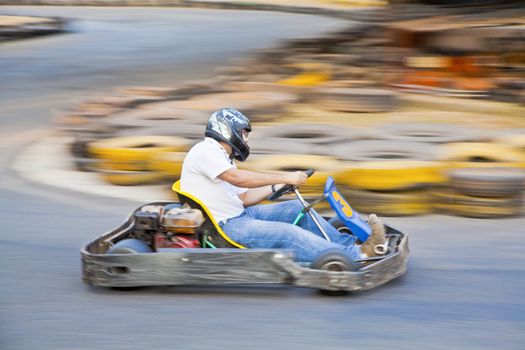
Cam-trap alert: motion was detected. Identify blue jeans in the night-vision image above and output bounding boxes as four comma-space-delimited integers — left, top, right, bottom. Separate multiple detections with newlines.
220, 200, 361, 263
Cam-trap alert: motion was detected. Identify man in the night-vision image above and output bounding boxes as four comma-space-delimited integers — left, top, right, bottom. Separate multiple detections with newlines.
180, 108, 385, 263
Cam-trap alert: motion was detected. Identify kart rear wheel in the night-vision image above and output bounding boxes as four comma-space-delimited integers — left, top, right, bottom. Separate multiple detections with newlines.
311, 249, 358, 296
107, 239, 152, 290
107, 239, 153, 254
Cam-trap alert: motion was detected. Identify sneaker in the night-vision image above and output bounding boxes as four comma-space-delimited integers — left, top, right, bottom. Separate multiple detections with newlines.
360, 214, 386, 258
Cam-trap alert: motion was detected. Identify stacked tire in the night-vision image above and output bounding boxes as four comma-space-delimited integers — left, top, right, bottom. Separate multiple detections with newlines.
432, 168, 525, 218
88, 136, 190, 185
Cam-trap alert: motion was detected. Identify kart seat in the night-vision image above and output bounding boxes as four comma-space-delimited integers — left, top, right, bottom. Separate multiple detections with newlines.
172, 181, 246, 249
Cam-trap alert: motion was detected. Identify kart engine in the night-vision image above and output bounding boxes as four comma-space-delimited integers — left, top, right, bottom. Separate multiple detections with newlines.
132, 204, 205, 250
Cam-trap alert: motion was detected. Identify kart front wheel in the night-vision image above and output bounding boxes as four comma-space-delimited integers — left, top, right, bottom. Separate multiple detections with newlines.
311, 249, 358, 296
328, 217, 359, 242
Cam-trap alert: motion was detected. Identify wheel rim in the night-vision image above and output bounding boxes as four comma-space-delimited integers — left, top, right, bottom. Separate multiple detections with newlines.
321, 261, 348, 272
337, 227, 352, 235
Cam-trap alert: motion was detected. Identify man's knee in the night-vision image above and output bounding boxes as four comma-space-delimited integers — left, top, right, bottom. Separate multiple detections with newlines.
282, 199, 303, 212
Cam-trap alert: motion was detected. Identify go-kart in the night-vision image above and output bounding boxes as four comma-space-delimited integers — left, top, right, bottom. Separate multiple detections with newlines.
81, 170, 409, 295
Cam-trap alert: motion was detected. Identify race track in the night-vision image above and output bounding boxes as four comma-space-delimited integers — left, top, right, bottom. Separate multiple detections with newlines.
0, 6, 524, 350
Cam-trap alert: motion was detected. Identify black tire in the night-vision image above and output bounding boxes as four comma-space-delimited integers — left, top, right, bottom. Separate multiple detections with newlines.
378, 123, 483, 144
331, 140, 438, 162
448, 168, 525, 198
258, 124, 351, 145
328, 217, 358, 241
311, 249, 358, 296
107, 239, 152, 290
107, 238, 153, 254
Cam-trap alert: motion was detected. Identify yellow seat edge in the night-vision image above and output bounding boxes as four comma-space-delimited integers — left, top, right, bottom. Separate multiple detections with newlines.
172, 181, 246, 249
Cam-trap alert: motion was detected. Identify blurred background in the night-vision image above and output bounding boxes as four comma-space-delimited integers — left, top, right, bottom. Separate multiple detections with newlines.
1, 1, 524, 349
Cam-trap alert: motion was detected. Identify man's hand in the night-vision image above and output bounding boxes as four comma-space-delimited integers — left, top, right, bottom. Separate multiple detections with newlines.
284, 171, 308, 186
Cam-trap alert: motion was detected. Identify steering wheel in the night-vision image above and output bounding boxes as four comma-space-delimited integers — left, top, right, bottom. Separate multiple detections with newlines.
268, 169, 315, 201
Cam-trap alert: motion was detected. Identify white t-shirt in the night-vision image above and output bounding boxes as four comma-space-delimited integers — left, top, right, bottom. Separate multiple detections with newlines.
180, 137, 248, 223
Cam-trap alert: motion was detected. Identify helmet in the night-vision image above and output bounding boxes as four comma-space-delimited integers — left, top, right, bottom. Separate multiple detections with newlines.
205, 108, 252, 161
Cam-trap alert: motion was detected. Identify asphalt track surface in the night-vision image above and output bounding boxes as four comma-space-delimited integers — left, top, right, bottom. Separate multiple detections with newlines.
1, 6, 524, 350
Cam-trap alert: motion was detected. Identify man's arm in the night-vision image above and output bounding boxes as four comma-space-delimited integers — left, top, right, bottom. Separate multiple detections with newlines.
218, 167, 306, 188
237, 185, 275, 207
238, 184, 292, 207
219, 168, 307, 207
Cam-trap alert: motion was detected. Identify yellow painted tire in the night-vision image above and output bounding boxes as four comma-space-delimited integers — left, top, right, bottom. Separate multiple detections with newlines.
278, 71, 330, 87
494, 134, 525, 150
437, 142, 525, 169
89, 136, 191, 171
431, 188, 523, 218
149, 151, 186, 177
99, 170, 168, 186
335, 160, 447, 191
343, 188, 431, 216
277, 62, 331, 87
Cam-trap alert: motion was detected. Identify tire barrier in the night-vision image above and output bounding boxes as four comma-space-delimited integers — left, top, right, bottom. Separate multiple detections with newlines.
117, 80, 228, 102
431, 187, 523, 218
186, 91, 296, 121
257, 123, 351, 145
491, 79, 525, 104
436, 142, 525, 169
115, 86, 181, 97
493, 133, 525, 151
330, 140, 439, 162
377, 123, 486, 143
283, 104, 388, 137
135, 91, 296, 122
447, 167, 525, 198
246, 138, 314, 155
100, 108, 209, 130
116, 124, 205, 141
66, 95, 147, 119
70, 138, 100, 172
342, 188, 431, 216
336, 160, 447, 191
310, 88, 396, 113
224, 81, 304, 95
84, 95, 153, 109
99, 169, 168, 186
62, 104, 122, 120
52, 19, 525, 218
277, 62, 331, 87
88, 136, 191, 172
149, 151, 186, 178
